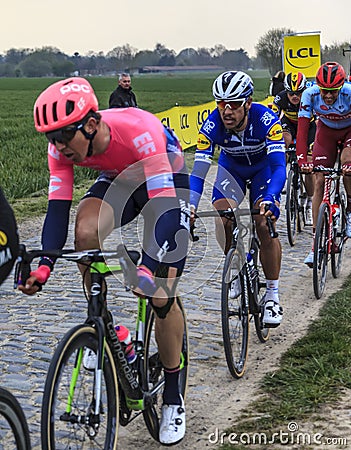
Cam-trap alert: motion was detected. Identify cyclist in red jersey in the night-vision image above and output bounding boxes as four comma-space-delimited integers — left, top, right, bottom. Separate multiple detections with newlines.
18, 77, 189, 445
296, 62, 351, 266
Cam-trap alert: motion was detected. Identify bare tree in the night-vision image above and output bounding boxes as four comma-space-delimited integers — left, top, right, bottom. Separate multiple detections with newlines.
323, 41, 351, 72
255, 28, 295, 75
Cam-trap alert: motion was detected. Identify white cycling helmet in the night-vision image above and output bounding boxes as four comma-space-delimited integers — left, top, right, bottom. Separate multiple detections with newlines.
212, 71, 254, 101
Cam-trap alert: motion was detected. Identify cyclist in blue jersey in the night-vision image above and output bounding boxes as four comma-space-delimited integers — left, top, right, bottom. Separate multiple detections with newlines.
296, 62, 351, 266
190, 71, 286, 327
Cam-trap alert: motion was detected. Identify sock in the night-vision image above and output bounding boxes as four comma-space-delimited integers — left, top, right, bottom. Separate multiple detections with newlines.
163, 365, 181, 405
266, 279, 279, 302
311, 231, 315, 251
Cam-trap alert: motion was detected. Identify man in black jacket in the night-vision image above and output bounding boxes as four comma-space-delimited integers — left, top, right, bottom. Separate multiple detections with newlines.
108, 73, 138, 108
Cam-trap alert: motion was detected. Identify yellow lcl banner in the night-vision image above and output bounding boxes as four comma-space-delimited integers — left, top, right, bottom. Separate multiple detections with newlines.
155, 97, 274, 150
155, 101, 215, 150
283, 34, 321, 77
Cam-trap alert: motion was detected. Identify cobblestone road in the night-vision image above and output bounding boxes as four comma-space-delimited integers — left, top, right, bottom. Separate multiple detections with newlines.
0, 166, 350, 449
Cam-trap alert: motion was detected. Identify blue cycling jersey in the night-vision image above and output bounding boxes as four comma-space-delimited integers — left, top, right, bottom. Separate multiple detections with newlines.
299, 83, 351, 129
189, 103, 286, 208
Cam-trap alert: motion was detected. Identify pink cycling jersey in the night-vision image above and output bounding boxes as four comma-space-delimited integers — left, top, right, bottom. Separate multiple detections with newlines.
48, 108, 183, 200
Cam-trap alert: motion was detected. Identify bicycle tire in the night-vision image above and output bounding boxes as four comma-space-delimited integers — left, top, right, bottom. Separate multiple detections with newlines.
286, 168, 300, 246
249, 241, 270, 343
41, 324, 119, 449
0, 387, 31, 450
142, 298, 189, 442
331, 194, 346, 278
313, 203, 329, 299
252, 291, 270, 343
221, 247, 249, 378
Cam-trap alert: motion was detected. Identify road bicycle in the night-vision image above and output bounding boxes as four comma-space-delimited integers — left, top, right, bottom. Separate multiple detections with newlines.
0, 386, 31, 449
285, 146, 309, 246
192, 207, 278, 378
14, 243, 189, 449
313, 159, 347, 299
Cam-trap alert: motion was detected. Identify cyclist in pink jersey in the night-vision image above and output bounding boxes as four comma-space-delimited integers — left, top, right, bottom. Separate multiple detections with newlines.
19, 77, 189, 445
296, 62, 351, 266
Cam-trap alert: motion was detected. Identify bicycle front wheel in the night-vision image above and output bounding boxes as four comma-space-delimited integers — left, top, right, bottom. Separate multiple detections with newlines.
221, 247, 249, 378
142, 298, 189, 442
0, 387, 31, 450
331, 194, 346, 278
313, 203, 329, 299
41, 324, 119, 450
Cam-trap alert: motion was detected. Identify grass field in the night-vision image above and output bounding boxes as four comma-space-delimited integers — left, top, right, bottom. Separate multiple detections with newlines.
0, 72, 270, 202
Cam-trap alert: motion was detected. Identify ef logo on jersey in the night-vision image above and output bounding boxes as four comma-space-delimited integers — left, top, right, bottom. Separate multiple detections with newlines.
267, 123, 283, 141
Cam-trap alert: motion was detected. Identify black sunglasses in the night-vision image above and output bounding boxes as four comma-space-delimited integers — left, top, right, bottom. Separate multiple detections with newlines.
45, 121, 86, 146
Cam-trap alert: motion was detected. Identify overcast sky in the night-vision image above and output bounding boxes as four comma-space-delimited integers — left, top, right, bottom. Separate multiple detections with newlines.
3, 0, 350, 57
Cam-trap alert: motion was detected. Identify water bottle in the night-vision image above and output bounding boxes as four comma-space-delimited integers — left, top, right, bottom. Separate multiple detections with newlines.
115, 324, 136, 363
332, 204, 340, 230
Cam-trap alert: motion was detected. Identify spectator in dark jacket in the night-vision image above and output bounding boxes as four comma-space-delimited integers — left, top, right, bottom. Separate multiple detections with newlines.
269, 71, 285, 97
108, 73, 138, 108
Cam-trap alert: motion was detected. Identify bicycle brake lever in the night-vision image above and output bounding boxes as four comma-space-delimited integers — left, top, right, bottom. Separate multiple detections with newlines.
116, 244, 139, 290
266, 217, 279, 239
14, 244, 31, 288
189, 224, 199, 242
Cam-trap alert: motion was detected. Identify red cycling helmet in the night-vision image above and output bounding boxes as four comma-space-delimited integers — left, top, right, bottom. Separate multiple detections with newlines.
34, 77, 99, 132
316, 62, 346, 89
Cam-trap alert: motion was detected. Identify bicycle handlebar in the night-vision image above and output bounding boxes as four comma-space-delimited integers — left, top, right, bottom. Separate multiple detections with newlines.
190, 208, 278, 241
14, 244, 140, 290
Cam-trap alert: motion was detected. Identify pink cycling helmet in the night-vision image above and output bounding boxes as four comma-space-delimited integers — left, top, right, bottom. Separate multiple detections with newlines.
34, 77, 99, 132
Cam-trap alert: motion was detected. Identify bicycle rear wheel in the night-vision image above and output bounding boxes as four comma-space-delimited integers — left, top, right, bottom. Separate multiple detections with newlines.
41, 324, 119, 449
313, 203, 329, 299
331, 195, 346, 278
249, 241, 270, 343
252, 280, 270, 343
221, 247, 249, 378
0, 387, 31, 450
142, 298, 189, 442
286, 168, 303, 246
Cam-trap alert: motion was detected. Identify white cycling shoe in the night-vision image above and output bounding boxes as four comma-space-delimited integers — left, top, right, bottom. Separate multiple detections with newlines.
159, 394, 185, 445
304, 250, 314, 268
229, 277, 241, 298
263, 299, 283, 328
83, 348, 97, 371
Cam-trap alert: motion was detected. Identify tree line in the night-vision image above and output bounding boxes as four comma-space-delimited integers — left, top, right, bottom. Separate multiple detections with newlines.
1, 28, 350, 78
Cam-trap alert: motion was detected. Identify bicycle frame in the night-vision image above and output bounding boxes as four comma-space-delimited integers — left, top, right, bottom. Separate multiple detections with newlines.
316, 168, 342, 255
